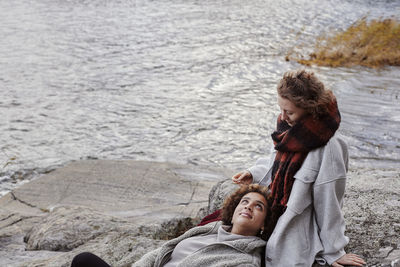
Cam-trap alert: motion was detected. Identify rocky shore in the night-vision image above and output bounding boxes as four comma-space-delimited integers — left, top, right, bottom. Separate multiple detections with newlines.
0, 160, 398, 267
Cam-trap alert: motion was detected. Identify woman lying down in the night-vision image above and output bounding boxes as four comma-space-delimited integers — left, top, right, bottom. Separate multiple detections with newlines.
72, 184, 272, 267
71, 184, 364, 267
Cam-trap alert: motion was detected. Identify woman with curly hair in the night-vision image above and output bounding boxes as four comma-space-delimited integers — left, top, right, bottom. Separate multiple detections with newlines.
232, 70, 365, 267
71, 184, 272, 267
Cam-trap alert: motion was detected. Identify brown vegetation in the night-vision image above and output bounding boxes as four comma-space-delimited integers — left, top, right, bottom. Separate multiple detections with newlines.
290, 18, 400, 68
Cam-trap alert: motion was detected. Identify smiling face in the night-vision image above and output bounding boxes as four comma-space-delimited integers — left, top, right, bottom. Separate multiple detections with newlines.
277, 95, 307, 126
231, 192, 267, 236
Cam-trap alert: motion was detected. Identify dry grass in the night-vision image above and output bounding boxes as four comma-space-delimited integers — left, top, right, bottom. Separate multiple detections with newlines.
291, 18, 400, 68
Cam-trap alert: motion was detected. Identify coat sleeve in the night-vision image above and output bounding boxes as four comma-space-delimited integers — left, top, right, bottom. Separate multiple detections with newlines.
247, 147, 275, 186
312, 136, 350, 265
247, 157, 269, 185
313, 179, 349, 265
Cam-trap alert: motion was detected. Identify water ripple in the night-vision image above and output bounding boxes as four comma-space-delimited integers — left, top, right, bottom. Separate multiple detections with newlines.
1, 0, 399, 195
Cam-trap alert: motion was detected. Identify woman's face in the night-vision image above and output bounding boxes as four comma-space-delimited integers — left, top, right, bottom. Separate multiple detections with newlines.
231, 192, 267, 236
277, 95, 307, 126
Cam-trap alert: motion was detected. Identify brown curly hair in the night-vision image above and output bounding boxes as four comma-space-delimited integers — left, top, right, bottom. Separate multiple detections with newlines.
277, 69, 335, 118
221, 184, 273, 241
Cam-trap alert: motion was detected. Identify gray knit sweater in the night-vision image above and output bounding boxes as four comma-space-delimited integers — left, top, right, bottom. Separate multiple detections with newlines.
131, 221, 265, 267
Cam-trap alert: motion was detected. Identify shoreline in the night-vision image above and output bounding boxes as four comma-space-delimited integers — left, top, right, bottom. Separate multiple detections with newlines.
1, 156, 399, 198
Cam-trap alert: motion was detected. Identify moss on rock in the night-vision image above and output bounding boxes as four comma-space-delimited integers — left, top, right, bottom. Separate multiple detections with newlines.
291, 17, 400, 68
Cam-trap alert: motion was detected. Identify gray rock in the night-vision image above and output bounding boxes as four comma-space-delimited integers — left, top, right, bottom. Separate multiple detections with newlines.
342, 168, 400, 267
0, 210, 63, 267
206, 179, 239, 214
0, 160, 230, 266
0, 161, 399, 266
0, 160, 229, 223
15, 206, 197, 267
385, 249, 400, 267
24, 206, 128, 251
17, 224, 166, 267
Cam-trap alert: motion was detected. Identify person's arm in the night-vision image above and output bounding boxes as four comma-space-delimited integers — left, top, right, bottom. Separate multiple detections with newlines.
247, 157, 270, 185
232, 148, 275, 186
312, 135, 364, 266
232, 170, 253, 185
313, 178, 349, 265
231, 158, 268, 185
232, 158, 269, 185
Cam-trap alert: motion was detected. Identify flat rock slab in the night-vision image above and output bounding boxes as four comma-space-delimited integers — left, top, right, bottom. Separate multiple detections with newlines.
0, 160, 230, 223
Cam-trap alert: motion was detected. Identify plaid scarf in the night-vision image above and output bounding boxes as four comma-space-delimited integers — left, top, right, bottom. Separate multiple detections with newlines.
269, 98, 341, 221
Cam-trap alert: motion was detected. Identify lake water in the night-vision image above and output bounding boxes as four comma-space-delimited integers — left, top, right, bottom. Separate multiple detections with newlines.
1, 0, 399, 196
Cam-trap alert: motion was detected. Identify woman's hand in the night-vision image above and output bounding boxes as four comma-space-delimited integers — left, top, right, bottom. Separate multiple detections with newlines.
232, 170, 253, 185
332, 253, 366, 267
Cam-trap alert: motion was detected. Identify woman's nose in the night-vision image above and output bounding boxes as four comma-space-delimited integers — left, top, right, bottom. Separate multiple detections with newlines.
244, 205, 252, 211
281, 111, 288, 120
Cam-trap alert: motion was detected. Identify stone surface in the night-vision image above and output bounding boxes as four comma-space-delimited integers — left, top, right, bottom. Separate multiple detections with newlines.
0, 160, 229, 222
15, 206, 195, 267
343, 168, 400, 267
206, 180, 239, 215
386, 250, 400, 267
0, 160, 229, 266
18, 225, 166, 267
0, 161, 398, 267
24, 206, 128, 251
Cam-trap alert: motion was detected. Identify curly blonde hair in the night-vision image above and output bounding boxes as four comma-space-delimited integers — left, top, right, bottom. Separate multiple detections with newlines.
277, 69, 335, 118
221, 184, 273, 240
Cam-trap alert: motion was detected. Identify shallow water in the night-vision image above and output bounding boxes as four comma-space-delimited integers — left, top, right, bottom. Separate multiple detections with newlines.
1, 0, 399, 196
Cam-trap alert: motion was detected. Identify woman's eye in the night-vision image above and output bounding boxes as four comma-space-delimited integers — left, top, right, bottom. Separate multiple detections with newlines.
256, 204, 263, 210
241, 199, 248, 204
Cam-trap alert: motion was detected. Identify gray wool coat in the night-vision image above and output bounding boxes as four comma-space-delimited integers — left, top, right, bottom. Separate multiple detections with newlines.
131, 221, 265, 267
248, 133, 349, 267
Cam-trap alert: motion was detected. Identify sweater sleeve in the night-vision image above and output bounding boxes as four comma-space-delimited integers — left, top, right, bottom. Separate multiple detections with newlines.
131, 223, 219, 267
131, 247, 162, 267
247, 147, 275, 186
247, 157, 269, 185
313, 178, 349, 265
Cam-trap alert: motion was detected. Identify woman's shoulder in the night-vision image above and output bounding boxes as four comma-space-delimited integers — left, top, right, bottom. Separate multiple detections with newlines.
308, 133, 348, 164
190, 221, 221, 235
322, 133, 349, 170
295, 133, 349, 183
326, 133, 348, 151
164, 221, 221, 247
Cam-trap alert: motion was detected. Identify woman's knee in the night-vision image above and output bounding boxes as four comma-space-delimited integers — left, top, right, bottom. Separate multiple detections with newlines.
71, 252, 111, 267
